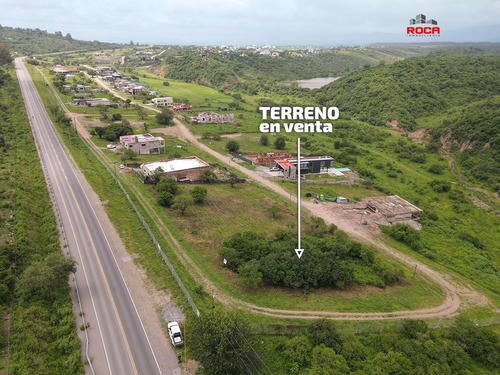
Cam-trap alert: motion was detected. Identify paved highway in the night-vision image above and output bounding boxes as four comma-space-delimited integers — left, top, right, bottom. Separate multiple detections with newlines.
14, 58, 163, 375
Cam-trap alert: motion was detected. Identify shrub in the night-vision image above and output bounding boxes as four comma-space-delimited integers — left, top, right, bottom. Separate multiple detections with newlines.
157, 191, 174, 207
237, 260, 262, 289
199, 169, 218, 182
428, 164, 445, 174
191, 186, 208, 203
156, 177, 179, 195
274, 136, 286, 150
225, 140, 240, 153
430, 179, 451, 192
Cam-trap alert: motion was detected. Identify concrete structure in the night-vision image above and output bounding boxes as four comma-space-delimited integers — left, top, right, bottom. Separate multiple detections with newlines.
119, 133, 165, 155
151, 97, 173, 107
141, 156, 210, 182
172, 104, 193, 112
274, 156, 333, 179
50, 65, 79, 73
73, 98, 111, 107
95, 66, 114, 76
191, 111, 235, 124
364, 195, 422, 223
247, 152, 292, 166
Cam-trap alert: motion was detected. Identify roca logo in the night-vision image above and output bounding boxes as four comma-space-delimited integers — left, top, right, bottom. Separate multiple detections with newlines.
407, 14, 440, 36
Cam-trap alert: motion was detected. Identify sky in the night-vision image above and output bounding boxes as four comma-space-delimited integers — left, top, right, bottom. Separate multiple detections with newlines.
1, 0, 499, 45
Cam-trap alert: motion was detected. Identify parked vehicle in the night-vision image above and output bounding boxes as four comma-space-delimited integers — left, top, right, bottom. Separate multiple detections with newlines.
106, 144, 116, 149
167, 322, 183, 347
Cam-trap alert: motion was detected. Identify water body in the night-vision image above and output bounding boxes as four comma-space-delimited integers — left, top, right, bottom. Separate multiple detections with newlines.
296, 77, 340, 89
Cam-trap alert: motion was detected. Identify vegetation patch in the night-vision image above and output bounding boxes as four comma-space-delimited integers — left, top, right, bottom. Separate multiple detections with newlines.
220, 228, 404, 291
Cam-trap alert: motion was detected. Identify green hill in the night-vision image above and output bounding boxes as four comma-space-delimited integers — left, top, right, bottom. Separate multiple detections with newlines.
435, 96, 500, 190
158, 45, 481, 87
318, 53, 500, 129
0, 25, 123, 55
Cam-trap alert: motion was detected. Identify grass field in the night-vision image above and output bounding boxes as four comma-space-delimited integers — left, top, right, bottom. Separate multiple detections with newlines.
29, 59, 500, 317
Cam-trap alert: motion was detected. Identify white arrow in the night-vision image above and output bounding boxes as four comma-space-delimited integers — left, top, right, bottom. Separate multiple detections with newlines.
295, 138, 304, 259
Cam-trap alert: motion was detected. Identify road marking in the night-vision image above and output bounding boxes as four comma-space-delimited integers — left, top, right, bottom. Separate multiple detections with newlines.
16, 60, 115, 374
30, 59, 163, 374
62, 170, 139, 375
16, 60, 136, 375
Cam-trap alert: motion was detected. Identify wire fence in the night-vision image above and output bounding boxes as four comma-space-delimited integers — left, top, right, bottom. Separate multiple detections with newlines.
77, 131, 200, 316
249, 315, 500, 336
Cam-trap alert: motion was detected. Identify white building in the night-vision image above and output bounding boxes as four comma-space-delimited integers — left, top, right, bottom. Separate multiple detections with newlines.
141, 156, 210, 182
151, 97, 173, 107
119, 134, 165, 155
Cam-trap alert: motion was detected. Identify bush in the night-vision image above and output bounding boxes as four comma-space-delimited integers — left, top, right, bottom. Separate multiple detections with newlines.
156, 177, 179, 195
274, 135, 286, 150
199, 169, 218, 182
260, 134, 269, 146
237, 260, 262, 289
111, 113, 122, 121
156, 108, 174, 125
157, 191, 174, 207
430, 179, 451, 192
225, 140, 240, 153
428, 164, 445, 174
191, 186, 207, 203
384, 223, 422, 250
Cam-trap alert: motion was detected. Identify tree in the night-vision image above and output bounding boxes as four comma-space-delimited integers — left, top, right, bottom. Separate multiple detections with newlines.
238, 260, 262, 289
111, 113, 122, 121
94, 126, 105, 139
308, 345, 350, 375
283, 335, 312, 369
17, 253, 76, 300
228, 173, 240, 188
156, 107, 175, 125
260, 135, 269, 146
172, 195, 193, 216
0, 42, 12, 65
199, 169, 218, 183
157, 177, 179, 195
225, 140, 240, 153
120, 149, 137, 165
137, 107, 148, 120
150, 167, 164, 184
274, 136, 286, 150
308, 319, 342, 350
96, 104, 109, 120
124, 98, 132, 109
191, 311, 255, 375
157, 191, 174, 207
191, 186, 208, 203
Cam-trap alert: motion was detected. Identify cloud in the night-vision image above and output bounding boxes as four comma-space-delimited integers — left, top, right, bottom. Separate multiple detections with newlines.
0, 0, 499, 44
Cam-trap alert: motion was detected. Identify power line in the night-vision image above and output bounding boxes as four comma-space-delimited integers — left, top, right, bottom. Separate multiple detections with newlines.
219, 327, 254, 375
232, 322, 274, 375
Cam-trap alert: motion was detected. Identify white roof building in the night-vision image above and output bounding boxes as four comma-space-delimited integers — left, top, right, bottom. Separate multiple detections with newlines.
141, 156, 210, 182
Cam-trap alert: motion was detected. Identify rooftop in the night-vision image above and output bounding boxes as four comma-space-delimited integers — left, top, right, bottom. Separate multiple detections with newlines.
365, 195, 422, 215
120, 134, 164, 144
143, 157, 209, 173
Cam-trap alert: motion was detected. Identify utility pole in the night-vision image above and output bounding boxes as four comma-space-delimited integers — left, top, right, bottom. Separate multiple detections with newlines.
184, 319, 187, 372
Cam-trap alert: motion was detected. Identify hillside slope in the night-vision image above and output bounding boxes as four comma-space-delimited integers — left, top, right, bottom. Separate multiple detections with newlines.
319, 53, 500, 129
0, 25, 123, 55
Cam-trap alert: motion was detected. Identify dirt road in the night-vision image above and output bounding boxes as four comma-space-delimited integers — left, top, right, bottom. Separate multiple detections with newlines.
151, 119, 490, 320
76, 73, 490, 321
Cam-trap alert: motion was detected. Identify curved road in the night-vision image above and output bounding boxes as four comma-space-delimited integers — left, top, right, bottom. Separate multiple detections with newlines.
77, 73, 488, 321
15, 59, 163, 375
